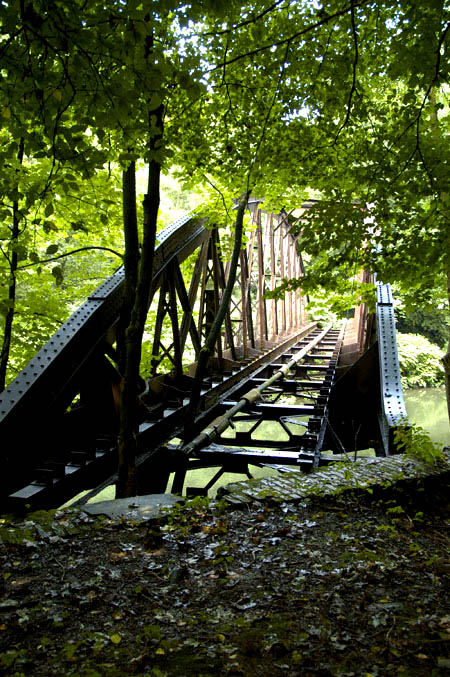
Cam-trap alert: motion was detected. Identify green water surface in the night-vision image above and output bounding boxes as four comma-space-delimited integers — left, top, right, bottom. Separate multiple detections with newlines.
404, 386, 449, 445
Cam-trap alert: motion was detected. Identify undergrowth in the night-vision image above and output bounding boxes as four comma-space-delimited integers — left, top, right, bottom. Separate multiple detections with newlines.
397, 333, 445, 388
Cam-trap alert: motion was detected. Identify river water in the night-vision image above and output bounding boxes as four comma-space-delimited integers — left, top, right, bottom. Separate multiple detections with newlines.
404, 386, 449, 445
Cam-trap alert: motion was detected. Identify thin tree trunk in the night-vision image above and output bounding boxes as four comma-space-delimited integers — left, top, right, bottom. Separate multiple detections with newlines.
117, 161, 139, 373
444, 267, 450, 424
184, 191, 250, 438
430, 88, 450, 424
0, 138, 24, 392
117, 105, 163, 498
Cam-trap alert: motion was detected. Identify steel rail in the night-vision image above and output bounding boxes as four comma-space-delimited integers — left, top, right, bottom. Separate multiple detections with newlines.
310, 320, 346, 467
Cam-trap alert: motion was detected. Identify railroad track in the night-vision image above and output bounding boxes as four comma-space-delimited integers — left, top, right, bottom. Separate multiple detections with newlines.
7, 323, 345, 509
175, 323, 345, 495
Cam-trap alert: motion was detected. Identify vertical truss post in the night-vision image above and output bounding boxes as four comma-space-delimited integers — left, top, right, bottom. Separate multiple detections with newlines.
217, 250, 236, 360
198, 231, 219, 355
226, 257, 243, 349
298, 244, 305, 327
151, 275, 169, 375
287, 228, 293, 331
279, 216, 287, 334
198, 227, 236, 363
269, 213, 278, 340
256, 210, 265, 347
262, 213, 270, 341
246, 284, 255, 348
239, 250, 248, 358
171, 466, 187, 495
298, 250, 306, 327
245, 227, 256, 350
273, 218, 281, 337
358, 270, 373, 354
293, 242, 299, 328
204, 287, 216, 346
211, 229, 223, 363
150, 263, 185, 378
167, 262, 183, 380
197, 239, 210, 341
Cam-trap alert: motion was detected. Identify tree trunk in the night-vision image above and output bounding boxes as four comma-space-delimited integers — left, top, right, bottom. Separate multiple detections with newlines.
117, 105, 163, 498
117, 161, 139, 373
430, 88, 450, 424
0, 138, 24, 392
444, 267, 450, 424
185, 191, 250, 438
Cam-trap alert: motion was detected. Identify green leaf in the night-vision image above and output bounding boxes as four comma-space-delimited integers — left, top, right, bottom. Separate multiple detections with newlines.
0, 299, 14, 317
51, 265, 64, 286
46, 244, 59, 255
43, 220, 58, 233
148, 93, 162, 111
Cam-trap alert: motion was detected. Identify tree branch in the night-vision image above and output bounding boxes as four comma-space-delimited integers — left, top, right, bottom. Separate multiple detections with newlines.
31, 311, 65, 325
201, 0, 289, 37
378, 21, 449, 189
392, 22, 449, 149
334, 0, 359, 141
248, 39, 291, 185
205, 2, 367, 73
202, 175, 232, 222
16, 246, 123, 270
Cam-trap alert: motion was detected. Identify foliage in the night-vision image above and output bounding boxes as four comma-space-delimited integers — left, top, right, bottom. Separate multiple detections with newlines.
395, 302, 449, 350
0, 167, 124, 382
397, 332, 445, 388
393, 423, 443, 465
267, 269, 375, 320
1, 1, 448, 364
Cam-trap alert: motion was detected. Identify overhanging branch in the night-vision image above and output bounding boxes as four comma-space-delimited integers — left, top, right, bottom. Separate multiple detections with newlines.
16, 246, 123, 270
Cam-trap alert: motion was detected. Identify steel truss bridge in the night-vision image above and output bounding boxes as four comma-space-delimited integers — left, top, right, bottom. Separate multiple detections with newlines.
0, 200, 408, 512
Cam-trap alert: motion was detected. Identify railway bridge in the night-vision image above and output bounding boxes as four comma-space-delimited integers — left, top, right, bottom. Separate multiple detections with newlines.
0, 200, 407, 512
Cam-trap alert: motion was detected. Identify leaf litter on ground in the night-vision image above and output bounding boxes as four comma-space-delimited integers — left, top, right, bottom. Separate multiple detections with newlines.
0, 472, 448, 676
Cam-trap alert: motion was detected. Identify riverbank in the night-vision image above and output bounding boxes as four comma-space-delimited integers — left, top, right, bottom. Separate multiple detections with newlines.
1, 454, 449, 676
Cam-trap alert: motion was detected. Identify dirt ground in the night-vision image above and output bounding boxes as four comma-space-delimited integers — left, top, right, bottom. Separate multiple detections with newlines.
0, 474, 449, 676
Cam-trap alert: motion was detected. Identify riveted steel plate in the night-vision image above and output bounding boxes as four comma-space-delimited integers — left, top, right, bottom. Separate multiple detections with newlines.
376, 281, 393, 306
0, 299, 103, 424
1, 216, 206, 427
376, 285, 407, 430
89, 269, 125, 300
